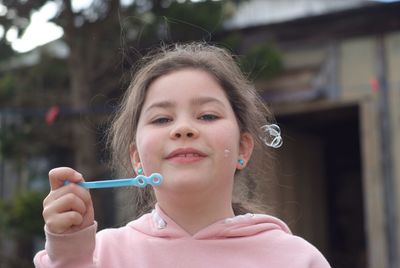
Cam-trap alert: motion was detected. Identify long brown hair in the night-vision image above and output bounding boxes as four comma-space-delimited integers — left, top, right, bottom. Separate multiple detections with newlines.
107, 42, 275, 216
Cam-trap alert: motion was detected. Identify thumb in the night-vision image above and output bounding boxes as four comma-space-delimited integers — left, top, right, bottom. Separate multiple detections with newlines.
48, 167, 84, 190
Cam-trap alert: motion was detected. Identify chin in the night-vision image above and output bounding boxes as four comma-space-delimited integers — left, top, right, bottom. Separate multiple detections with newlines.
161, 174, 212, 193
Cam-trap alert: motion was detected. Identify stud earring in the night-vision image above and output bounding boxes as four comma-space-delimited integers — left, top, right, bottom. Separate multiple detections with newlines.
238, 159, 245, 165
137, 167, 143, 175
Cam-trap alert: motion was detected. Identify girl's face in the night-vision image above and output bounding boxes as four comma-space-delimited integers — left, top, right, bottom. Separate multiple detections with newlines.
131, 68, 253, 198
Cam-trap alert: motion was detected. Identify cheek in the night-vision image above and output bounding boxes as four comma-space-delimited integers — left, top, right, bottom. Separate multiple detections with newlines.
136, 129, 161, 170
212, 124, 241, 159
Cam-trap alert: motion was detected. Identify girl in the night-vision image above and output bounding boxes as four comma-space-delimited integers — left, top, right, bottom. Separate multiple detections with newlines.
34, 43, 330, 267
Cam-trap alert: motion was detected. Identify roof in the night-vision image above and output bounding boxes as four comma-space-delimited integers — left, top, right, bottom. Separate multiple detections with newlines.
224, 0, 387, 30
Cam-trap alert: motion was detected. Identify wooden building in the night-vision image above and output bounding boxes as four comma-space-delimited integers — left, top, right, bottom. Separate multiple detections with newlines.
229, 2, 400, 268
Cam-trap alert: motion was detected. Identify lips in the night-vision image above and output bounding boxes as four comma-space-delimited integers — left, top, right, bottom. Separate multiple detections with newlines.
166, 148, 207, 163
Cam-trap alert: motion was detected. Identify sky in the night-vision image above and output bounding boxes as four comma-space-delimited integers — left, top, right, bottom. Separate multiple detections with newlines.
4, 1, 63, 53
1, 0, 399, 53
2, 0, 133, 53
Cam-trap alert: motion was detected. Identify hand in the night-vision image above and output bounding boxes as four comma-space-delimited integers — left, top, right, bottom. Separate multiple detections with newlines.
42, 167, 95, 234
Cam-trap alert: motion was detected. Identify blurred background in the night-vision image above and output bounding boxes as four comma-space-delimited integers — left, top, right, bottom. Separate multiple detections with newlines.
1, 0, 400, 267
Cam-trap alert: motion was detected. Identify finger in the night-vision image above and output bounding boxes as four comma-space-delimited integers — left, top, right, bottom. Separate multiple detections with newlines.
44, 183, 92, 207
46, 211, 84, 234
48, 167, 84, 190
43, 193, 87, 220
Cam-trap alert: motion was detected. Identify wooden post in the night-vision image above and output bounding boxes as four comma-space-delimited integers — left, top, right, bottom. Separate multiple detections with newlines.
385, 31, 400, 265
360, 98, 388, 268
376, 35, 398, 268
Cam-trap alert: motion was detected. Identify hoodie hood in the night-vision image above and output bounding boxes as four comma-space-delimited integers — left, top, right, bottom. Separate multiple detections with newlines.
128, 203, 291, 240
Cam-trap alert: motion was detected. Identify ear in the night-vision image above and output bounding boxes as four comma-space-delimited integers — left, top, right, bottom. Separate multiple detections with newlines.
129, 144, 141, 169
237, 132, 254, 170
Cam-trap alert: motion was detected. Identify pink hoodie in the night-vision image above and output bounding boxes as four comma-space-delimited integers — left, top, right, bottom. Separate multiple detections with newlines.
34, 204, 330, 267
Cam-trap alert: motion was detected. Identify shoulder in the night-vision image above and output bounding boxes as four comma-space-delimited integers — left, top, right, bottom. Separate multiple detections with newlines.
251, 214, 331, 267
271, 230, 331, 266
288, 236, 331, 267
278, 233, 325, 256
259, 229, 330, 267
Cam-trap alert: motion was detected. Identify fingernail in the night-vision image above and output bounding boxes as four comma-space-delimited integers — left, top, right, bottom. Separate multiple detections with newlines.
74, 171, 83, 179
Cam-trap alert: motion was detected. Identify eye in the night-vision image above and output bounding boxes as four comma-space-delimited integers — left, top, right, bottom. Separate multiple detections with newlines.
199, 114, 219, 121
151, 117, 172, 125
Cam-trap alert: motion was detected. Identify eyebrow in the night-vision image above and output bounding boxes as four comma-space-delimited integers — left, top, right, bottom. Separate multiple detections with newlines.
191, 96, 226, 107
144, 96, 227, 113
145, 100, 174, 112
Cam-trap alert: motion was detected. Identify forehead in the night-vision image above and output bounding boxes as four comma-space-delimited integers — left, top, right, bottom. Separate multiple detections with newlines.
143, 68, 230, 106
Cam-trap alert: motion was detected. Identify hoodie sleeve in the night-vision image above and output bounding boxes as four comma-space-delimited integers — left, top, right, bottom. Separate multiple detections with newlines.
33, 223, 97, 268
294, 236, 331, 268
309, 249, 331, 268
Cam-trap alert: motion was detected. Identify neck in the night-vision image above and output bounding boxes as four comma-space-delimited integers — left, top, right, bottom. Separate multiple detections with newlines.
156, 191, 234, 235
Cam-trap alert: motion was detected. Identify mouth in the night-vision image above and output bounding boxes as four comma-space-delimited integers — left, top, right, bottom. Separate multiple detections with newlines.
166, 148, 207, 163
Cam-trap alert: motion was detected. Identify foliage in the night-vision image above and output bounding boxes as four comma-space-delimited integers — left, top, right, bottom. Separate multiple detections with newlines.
0, 191, 46, 238
219, 32, 242, 51
0, 72, 17, 100
155, 0, 225, 41
0, 40, 16, 61
0, 123, 34, 161
240, 43, 283, 81
0, 198, 6, 233
24, 55, 69, 91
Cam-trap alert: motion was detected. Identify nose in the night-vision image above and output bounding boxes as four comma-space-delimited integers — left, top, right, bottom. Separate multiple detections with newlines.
170, 122, 199, 139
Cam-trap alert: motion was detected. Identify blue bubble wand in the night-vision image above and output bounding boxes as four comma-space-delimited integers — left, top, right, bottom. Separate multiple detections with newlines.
65, 173, 163, 189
